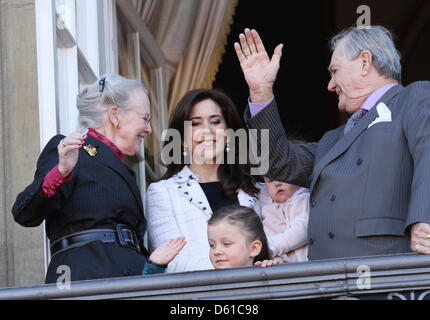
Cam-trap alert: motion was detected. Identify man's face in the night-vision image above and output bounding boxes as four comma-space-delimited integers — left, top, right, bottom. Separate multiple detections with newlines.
327, 40, 369, 114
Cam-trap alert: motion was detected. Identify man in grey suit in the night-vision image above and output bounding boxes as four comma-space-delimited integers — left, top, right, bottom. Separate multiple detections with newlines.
234, 26, 430, 260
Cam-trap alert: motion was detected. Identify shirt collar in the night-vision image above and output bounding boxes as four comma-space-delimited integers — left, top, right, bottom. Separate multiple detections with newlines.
361, 83, 398, 111
87, 128, 125, 161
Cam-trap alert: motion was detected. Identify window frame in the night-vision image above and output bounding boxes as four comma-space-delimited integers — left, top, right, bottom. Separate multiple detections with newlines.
35, 0, 120, 271
35, 0, 167, 272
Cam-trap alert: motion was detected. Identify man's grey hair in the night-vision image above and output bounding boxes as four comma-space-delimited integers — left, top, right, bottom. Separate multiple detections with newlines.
330, 25, 402, 82
77, 73, 148, 129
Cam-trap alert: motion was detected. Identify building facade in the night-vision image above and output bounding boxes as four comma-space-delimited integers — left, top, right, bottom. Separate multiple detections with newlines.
0, 0, 237, 288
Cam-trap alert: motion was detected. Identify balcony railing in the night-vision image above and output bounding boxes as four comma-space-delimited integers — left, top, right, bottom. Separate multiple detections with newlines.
0, 253, 430, 300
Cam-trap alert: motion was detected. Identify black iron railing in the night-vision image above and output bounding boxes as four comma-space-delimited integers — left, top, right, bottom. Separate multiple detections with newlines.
0, 253, 429, 300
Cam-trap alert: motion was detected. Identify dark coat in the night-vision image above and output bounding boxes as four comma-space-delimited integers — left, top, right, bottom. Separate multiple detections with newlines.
245, 82, 430, 260
12, 134, 148, 283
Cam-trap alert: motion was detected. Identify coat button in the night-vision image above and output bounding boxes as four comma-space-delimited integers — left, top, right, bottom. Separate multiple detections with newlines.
328, 232, 335, 239
310, 201, 317, 208
330, 194, 336, 202
309, 238, 315, 245
357, 158, 363, 165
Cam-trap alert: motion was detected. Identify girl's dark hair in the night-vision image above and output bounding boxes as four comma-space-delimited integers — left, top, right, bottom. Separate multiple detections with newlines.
160, 88, 260, 198
208, 205, 271, 263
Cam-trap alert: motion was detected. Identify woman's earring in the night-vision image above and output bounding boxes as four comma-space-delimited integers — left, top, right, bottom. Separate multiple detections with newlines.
226, 143, 231, 152
183, 147, 188, 157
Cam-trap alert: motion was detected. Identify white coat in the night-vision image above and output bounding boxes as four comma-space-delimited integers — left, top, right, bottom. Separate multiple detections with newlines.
145, 166, 263, 273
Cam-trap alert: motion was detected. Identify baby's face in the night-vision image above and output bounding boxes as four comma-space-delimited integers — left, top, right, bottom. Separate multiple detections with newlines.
264, 177, 299, 203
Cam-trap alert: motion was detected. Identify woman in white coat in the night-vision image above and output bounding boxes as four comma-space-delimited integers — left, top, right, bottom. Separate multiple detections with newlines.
146, 89, 263, 273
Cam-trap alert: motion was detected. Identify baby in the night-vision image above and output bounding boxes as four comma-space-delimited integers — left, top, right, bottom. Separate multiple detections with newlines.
261, 177, 309, 263
207, 205, 271, 269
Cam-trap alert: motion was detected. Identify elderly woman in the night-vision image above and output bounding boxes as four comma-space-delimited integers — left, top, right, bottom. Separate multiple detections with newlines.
146, 89, 264, 273
12, 74, 185, 283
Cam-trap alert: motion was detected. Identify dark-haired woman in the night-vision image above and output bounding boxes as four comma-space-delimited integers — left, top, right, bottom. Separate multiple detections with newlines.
146, 89, 264, 273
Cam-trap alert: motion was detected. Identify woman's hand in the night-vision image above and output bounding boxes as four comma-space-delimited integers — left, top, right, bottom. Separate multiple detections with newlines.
254, 259, 278, 268
58, 129, 86, 178
410, 222, 430, 254
234, 28, 283, 104
149, 237, 186, 266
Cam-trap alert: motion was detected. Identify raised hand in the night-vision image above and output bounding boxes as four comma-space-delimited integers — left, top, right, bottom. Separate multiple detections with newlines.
234, 28, 283, 104
57, 129, 86, 178
149, 237, 186, 266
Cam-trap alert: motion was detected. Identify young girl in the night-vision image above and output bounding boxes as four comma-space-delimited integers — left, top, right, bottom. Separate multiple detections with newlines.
207, 205, 271, 269
260, 177, 309, 264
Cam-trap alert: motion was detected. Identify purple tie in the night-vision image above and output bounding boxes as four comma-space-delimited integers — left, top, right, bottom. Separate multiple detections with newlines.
344, 108, 367, 134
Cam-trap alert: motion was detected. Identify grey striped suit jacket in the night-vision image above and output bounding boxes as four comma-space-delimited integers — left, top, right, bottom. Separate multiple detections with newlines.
245, 82, 430, 260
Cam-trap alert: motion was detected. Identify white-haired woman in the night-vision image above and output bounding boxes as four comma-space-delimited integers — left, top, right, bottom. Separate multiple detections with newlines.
12, 74, 185, 283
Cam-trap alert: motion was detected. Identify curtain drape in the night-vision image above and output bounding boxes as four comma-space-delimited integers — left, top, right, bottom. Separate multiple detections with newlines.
132, 0, 238, 115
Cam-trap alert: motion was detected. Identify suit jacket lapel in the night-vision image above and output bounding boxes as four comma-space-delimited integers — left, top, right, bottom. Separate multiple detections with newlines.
310, 84, 404, 192
83, 135, 143, 209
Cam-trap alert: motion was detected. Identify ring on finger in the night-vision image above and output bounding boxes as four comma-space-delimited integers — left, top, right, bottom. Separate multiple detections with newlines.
426, 234, 430, 239
61, 139, 67, 147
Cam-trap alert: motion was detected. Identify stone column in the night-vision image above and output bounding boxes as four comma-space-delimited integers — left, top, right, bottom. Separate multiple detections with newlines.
0, 0, 45, 287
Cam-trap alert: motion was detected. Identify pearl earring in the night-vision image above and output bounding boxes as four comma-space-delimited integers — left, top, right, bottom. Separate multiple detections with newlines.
226, 143, 231, 152
183, 147, 188, 157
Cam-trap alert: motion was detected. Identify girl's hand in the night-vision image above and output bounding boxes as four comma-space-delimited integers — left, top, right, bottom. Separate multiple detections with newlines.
254, 259, 278, 268
149, 237, 186, 266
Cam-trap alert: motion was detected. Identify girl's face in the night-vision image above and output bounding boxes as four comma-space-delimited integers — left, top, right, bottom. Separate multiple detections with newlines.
208, 220, 262, 269
184, 99, 229, 164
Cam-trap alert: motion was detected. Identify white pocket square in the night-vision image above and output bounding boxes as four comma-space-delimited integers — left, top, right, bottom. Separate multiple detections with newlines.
368, 102, 392, 128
